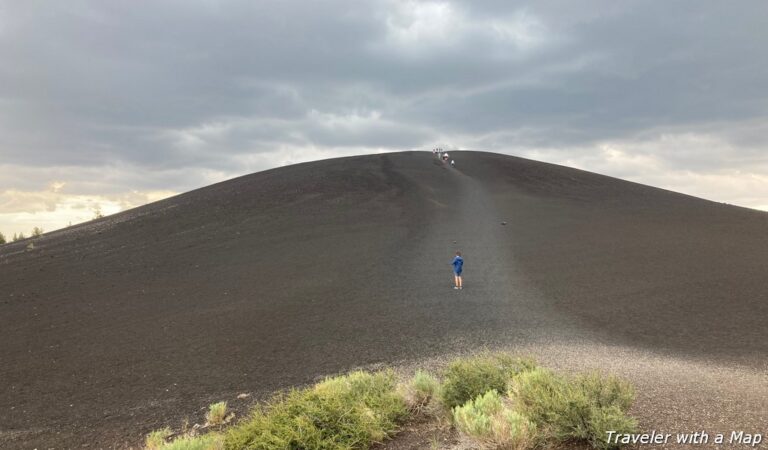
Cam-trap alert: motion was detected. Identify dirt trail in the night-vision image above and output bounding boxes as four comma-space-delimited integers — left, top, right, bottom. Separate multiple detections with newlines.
416, 164, 582, 346
371, 158, 586, 357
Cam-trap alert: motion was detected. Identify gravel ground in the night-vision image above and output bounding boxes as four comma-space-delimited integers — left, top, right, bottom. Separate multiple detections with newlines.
1, 151, 766, 449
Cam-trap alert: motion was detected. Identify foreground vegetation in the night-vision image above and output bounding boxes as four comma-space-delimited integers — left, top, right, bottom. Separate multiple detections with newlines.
144, 353, 637, 450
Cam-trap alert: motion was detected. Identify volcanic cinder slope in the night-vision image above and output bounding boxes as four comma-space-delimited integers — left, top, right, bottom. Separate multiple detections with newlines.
1, 151, 767, 448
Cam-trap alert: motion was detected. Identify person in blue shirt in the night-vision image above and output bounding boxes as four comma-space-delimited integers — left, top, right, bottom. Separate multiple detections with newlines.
452, 251, 464, 290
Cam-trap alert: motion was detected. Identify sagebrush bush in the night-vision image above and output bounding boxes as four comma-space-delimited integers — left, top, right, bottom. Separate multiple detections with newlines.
494, 409, 537, 450
206, 402, 228, 426
511, 368, 587, 440
453, 390, 503, 438
453, 390, 536, 449
440, 354, 537, 409
224, 370, 407, 450
509, 367, 636, 448
587, 405, 638, 450
575, 372, 634, 411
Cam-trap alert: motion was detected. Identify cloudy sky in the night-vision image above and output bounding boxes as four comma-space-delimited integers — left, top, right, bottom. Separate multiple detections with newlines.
1, 1, 767, 237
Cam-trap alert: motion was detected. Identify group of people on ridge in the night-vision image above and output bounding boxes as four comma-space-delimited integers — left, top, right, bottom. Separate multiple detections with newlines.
432, 147, 455, 167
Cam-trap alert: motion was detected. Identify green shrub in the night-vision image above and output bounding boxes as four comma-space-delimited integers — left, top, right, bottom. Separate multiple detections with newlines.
511, 368, 587, 440
588, 405, 638, 450
509, 367, 636, 448
440, 354, 537, 409
453, 390, 536, 449
0, 231, 6, 244
412, 370, 440, 400
160, 433, 223, 450
145, 427, 173, 449
224, 370, 407, 450
401, 370, 441, 411
453, 390, 503, 438
575, 372, 634, 411
496, 409, 537, 449
206, 402, 228, 426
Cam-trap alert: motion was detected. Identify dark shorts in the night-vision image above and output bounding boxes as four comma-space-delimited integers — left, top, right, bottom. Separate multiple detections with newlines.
454, 270, 462, 276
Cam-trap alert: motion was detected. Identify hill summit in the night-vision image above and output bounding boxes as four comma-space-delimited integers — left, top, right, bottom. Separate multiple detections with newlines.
2, 151, 766, 447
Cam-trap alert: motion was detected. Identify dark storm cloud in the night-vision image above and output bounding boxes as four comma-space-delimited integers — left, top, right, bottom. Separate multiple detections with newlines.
1, 0, 767, 191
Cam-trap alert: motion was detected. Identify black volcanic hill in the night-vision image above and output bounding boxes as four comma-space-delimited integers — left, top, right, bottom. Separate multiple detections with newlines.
2, 151, 767, 447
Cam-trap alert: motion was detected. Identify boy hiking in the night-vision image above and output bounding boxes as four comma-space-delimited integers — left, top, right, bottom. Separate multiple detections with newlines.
452, 251, 464, 289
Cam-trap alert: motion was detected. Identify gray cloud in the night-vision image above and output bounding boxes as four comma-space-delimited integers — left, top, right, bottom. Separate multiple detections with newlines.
1, 0, 767, 213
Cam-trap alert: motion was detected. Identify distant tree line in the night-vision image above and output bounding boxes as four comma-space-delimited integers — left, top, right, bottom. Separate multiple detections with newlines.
0, 208, 106, 245
0, 226, 44, 245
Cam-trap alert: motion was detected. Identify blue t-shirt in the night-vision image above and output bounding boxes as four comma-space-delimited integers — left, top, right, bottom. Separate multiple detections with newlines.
452, 256, 464, 273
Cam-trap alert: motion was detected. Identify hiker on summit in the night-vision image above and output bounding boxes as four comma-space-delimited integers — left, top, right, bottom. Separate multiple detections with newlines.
452, 251, 464, 289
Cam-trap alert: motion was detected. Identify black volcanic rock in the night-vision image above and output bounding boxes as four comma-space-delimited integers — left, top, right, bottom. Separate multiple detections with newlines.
2, 151, 766, 447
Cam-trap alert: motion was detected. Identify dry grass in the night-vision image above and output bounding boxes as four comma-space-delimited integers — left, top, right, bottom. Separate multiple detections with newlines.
400, 370, 441, 413
205, 402, 228, 427
145, 427, 173, 449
